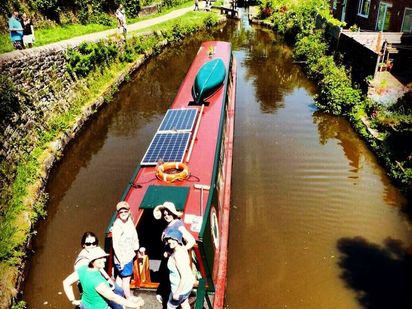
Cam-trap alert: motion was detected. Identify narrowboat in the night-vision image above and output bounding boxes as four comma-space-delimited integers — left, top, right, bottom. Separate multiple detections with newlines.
105, 41, 237, 308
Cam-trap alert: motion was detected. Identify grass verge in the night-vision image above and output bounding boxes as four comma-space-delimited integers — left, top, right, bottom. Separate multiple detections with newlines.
0, 1, 193, 55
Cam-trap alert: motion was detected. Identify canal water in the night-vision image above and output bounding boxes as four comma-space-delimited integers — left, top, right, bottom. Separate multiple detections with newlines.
23, 12, 412, 309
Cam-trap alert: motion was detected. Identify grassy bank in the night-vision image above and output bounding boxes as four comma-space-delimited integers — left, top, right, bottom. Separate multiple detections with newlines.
0, 11, 220, 308
255, 0, 411, 193
0, 1, 193, 54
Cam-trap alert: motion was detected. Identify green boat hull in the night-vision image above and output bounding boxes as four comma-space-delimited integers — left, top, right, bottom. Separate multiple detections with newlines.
192, 58, 226, 104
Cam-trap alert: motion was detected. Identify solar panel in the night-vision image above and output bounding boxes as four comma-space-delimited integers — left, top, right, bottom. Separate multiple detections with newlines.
158, 108, 198, 132
141, 132, 191, 165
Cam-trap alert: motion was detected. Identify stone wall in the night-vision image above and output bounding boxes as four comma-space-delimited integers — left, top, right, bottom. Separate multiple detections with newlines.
139, 3, 162, 17
0, 2, 161, 174
0, 45, 79, 198
0, 46, 73, 161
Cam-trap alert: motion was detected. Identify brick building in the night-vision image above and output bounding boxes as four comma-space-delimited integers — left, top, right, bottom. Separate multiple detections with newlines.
331, 0, 412, 32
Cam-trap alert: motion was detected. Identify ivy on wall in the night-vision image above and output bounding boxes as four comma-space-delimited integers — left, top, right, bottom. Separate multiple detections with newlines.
0, 76, 21, 123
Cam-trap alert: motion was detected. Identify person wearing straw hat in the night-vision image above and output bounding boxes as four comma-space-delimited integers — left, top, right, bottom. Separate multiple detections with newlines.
112, 201, 140, 299
74, 231, 125, 309
153, 201, 195, 251
153, 202, 195, 306
163, 229, 195, 309
63, 246, 144, 309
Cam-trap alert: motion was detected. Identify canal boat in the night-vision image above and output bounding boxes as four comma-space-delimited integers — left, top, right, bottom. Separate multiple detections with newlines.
105, 41, 237, 308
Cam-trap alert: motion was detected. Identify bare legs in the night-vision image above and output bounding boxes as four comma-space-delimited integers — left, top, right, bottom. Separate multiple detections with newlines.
121, 276, 132, 299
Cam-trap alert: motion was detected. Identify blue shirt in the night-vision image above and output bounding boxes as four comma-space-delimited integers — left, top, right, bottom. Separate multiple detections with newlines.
9, 16, 23, 42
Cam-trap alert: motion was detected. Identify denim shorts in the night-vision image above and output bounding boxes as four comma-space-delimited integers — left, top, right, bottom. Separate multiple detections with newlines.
115, 259, 133, 277
167, 290, 191, 308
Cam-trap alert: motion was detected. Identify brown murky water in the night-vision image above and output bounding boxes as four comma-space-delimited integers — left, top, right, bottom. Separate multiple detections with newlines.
23, 13, 412, 309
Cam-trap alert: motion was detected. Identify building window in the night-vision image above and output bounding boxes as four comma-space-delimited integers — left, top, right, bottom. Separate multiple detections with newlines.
402, 8, 412, 32
332, 0, 337, 10
358, 0, 371, 17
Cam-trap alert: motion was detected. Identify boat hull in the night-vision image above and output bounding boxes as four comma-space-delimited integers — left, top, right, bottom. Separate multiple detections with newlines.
105, 41, 237, 309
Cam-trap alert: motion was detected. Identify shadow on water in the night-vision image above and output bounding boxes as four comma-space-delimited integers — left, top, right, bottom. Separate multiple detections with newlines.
337, 237, 412, 309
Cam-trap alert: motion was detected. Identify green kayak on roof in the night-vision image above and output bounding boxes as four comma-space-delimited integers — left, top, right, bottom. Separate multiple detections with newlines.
192, 57, 226, 104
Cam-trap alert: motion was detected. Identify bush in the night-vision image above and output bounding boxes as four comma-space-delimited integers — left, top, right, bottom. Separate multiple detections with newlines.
66, 40, 118, 78
294, 30, 327, 65
262, 0, 333, 42
119, 46, 134, 62
315, 58, 361, 115
171, 22, 184, 40
204, 14, 217, 28
89, 12, 115, 26
122, 0, 140, 17
140, 0, 155, 6
162, 0, 186, 8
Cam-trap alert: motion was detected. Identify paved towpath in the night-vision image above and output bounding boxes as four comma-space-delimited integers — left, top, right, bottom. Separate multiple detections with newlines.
59, 6, 194, 46
0, 6, 194, 61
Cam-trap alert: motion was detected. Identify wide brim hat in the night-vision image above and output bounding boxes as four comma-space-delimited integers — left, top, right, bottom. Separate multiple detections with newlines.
116, 201, 130, 212
153, 201, 182, 220
88, 246, 109, 262
164, 228, 183, 245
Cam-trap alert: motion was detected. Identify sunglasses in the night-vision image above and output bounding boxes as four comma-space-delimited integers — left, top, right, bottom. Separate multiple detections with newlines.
118, 209, 129, 214
163, 211, 172, 217
84, 241, 97, 246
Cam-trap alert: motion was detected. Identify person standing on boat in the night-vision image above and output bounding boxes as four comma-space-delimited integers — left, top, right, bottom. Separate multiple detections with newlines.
163, 229, 195, 309
153, 202, 196, 306
112, 201, 140, 299
74, 231, 125, 309
153, 201, 195, 250
63, 246, 144, 309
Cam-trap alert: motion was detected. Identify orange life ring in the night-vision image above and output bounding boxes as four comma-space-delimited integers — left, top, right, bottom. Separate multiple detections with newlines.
156, 162, 190, 183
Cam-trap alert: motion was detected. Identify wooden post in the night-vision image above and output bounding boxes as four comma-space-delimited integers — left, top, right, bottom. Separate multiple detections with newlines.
376, 31, 382, 52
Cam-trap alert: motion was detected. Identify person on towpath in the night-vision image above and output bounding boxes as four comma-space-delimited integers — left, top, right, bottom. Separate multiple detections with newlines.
22, 13, 34, 48
8, 11, 24, 50
115, 5, 127, 36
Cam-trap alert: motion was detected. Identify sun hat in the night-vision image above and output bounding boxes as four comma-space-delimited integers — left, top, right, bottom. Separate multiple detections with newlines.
116, 201, 130, 212
164, 228, 183, 245
88, 246, 109, 262
153, 201, 182, 220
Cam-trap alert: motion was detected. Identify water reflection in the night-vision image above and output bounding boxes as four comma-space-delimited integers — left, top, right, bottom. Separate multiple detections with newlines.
313, 111, 405, 207
337, 236, 412, 309
225, 11, 412, 309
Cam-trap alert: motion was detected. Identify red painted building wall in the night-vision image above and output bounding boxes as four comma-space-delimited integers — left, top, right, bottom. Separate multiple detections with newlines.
331, 0, 412, 32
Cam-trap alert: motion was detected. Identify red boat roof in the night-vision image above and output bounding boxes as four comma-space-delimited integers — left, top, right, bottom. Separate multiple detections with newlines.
121, 41, 232, 240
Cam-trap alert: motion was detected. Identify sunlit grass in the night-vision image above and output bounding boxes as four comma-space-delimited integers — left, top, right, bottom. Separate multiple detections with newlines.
0, 1, 193, 55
